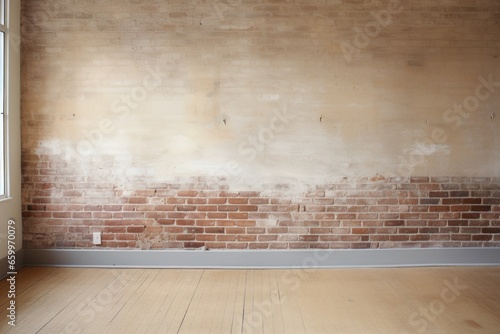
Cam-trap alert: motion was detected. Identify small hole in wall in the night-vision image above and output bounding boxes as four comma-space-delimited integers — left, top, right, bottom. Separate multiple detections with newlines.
320, 116, 323, 122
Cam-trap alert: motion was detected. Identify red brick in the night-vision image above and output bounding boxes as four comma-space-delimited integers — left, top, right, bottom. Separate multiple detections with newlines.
471, 205, 491, 212
379, 213, 399, 219
235, 220, 256, 227
376, 198, 397, 205
247, 227, 266, 234
208, 198, 227, 204
385, 220, 404, 226
399, 228, 418, 234
410, 235, 430, 241
196, 235, 216, 241
218, 205, 238, 212
177, 190, 198, 197
226, 227, 246, 234
128, 197, 147, 204
227, 243, 248, 249
336, 213, 357, 219
429, 206, 450, 212
450, 205, 470, 212
450, 191, 470, 197
429, 191, 448, 198
462, 213, 480, 219
176, 234, 195, 241
462, 198, 482, 204
482, 228, 500, 233
237, 235, 256, 242
187, 198, 206, 205
127, 226, 145, 233
228, 212, 248, 219
176, 219, 195, 226
176, 205, 196, 211
195, 219, 216, 226
53, 212, 72, 218
73, 212, 91, 218
447, 220, 469, 226
207, 213, 227, 219
249, 198, 269, 204
167, 198, 185, 204
228, 198, 248, 204
205, 227, 225, 234
197, 205, 217, 212
352, 228, 371, 234
103, 205, 122, 211
258, 235, 278, 241
115, 234, 136, 241
239, 205, 258, 212
168, 212, 186, 219
442, 198, 462, 205
186, 213, 206, 219
472, 235, 492, 241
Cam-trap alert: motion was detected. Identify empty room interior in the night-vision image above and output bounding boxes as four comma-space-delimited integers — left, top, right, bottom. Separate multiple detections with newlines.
1, 0, 500, 333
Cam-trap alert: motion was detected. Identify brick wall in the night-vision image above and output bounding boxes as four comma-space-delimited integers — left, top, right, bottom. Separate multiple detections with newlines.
21, 0, 500, 249
22, 162, 500, 249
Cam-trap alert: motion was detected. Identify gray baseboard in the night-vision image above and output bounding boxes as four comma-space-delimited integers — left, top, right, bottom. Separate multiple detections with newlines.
21, 248, 500, 269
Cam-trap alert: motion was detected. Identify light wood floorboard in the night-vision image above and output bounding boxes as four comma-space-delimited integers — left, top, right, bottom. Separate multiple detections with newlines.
1, 267, 499, 333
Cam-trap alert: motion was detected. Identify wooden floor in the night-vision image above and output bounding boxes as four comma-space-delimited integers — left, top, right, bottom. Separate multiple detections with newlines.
1, 267, 499, 333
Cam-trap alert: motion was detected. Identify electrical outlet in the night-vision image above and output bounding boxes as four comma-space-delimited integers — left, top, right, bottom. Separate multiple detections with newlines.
93, 232, 101, 245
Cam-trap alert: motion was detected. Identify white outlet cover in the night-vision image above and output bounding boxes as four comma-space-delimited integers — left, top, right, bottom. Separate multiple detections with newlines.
93, 232, 101, 245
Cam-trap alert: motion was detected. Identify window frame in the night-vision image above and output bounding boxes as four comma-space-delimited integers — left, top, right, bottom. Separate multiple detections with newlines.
0, 0, 8, 199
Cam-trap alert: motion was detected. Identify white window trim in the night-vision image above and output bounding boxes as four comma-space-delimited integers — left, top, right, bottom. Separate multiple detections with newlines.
0, 0, 9, 200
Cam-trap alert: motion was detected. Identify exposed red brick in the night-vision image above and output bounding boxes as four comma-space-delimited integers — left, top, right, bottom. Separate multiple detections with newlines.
237, 235, 256, 242
22, 173, 499, 249
218, 205, 238, 212
462, 213, 481, 219
410, 177, 430, 183
176, 219, 195, 226
127, 226, 145, 233
228, 212, 248, 219
471, 205, 491, 212
177, 190, 198, 197
228, 198, 248, 204
128, 197, 148, 204
385, 220, 404, 226
429, 206, 450, 212
482, 227, 500, 233
187, 198, 206, 205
